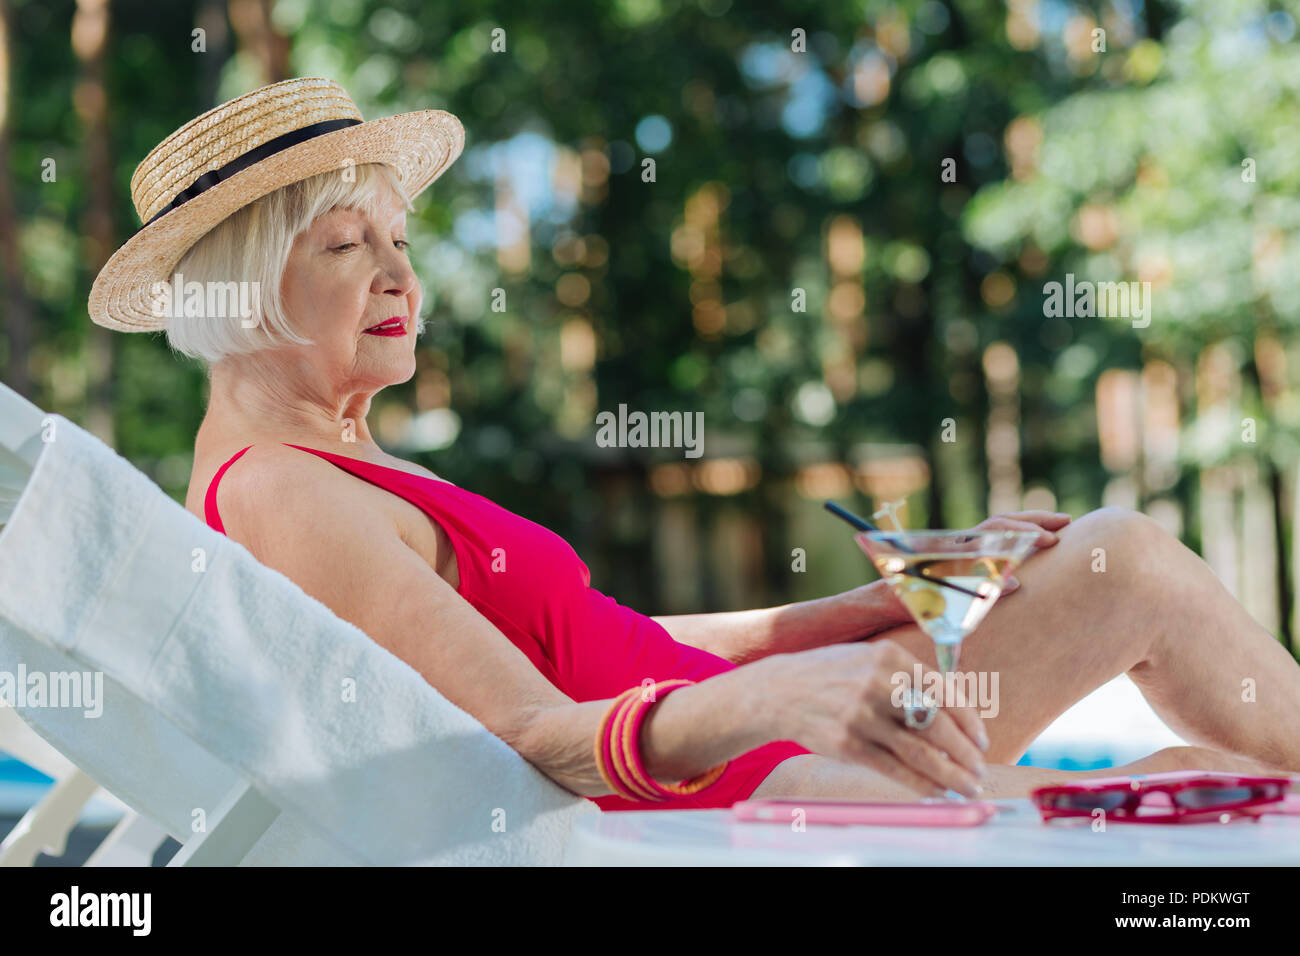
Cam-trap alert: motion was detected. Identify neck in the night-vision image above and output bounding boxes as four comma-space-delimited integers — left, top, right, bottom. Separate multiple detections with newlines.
198, 353, 379, 452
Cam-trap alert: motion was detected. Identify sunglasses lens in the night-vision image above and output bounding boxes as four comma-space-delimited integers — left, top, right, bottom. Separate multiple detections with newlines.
1173, 786, 1254, 809
1047, 791, 1128, 812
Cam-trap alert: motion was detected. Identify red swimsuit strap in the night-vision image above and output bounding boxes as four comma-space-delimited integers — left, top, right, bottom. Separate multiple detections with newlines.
204, 445, 254, 533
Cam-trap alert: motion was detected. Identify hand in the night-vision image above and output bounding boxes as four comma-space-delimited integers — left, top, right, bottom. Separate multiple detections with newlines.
843, 511, 1073, 635
767, 641, 990, 798
967, 511, 1071, 596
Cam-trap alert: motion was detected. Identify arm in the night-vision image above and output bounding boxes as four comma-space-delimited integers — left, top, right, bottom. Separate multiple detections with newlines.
652, 580, 911, 665
652, 509, 1073, 665
217, 446, 782, 795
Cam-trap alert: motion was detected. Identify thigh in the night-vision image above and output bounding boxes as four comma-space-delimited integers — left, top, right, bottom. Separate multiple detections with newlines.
865, 508, 1155, 764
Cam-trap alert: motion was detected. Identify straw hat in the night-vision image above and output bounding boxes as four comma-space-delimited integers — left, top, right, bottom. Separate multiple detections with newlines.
88, 76, 465, 332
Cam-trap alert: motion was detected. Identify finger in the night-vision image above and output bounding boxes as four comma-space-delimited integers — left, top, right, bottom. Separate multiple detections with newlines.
858, 743, 947, 799
977, 517, 1059, 547
880, 724, 983, 797
979, 516, 1054, 535
944, 701, 992, 753
1002, 575, 1020, 594
918, 706, 990, 772
889, 695, 987, 777
994, 510, 1072, 530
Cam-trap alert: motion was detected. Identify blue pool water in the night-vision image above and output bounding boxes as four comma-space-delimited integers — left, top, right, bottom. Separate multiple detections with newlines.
1016, 751, 1117, 772
0, 755, 52, 785
0, 754, 58, 818
0, 753, 125, 824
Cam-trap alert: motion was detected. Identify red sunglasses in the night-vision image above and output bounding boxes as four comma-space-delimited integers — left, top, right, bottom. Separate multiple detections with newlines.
1031, 771, 1293, 824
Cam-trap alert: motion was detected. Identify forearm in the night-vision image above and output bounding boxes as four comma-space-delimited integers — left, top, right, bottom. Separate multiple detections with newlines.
653, 582, 908, 665
514, 655, 785, 798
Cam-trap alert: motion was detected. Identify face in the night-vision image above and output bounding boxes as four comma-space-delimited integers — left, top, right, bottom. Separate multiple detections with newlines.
279, 182, 419, 396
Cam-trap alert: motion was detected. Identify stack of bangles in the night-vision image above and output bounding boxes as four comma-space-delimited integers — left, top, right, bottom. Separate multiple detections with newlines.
594, 679, 730, 802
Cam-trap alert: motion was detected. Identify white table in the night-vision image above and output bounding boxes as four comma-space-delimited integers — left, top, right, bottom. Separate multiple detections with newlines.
563, 799, 1300, 866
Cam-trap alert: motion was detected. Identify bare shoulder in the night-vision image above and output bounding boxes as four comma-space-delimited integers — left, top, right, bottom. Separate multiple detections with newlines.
216, 442, 342, 507
208, 442, 474, 656
214, 443, 395, 555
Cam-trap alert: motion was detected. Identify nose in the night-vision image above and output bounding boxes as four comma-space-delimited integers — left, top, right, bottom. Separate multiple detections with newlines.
373, 243, 417, 300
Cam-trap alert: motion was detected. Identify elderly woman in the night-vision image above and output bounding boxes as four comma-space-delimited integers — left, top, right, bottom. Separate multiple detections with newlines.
91, 80, 1299, 813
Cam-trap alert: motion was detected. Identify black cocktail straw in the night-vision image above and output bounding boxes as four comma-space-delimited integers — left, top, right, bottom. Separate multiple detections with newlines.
823, 500, 985, 600
823, 500, 897, 539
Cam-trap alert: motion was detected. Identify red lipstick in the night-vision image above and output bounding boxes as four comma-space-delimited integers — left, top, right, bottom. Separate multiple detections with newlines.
363, 316, 408, 336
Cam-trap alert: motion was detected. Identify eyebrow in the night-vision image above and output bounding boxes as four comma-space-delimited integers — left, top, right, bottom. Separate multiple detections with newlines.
319, 207, 406, 229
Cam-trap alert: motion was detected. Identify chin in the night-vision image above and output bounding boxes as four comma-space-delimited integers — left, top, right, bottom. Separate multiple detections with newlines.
359, 357, 416, 389
387, 358, 417, 385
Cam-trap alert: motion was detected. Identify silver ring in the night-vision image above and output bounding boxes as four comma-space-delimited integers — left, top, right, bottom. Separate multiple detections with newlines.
901, 689, 938, 730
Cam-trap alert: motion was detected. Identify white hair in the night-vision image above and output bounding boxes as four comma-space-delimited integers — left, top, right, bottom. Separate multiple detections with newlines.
165, 162, 423, 367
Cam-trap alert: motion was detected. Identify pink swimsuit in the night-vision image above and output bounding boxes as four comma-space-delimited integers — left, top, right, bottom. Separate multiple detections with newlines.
205, 442, 812, 811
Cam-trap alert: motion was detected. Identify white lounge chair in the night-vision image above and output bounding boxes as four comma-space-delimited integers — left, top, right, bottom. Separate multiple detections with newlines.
0, 380, 598, 866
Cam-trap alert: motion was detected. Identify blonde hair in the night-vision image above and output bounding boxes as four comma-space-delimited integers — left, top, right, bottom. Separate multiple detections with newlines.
165, 162, 422, 365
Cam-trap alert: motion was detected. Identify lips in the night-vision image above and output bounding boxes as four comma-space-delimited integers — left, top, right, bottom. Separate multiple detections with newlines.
363, 316, 407, 336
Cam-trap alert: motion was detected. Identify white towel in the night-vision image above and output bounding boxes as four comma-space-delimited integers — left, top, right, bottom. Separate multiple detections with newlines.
0, 619, 245, 838
0, 414, 598, 865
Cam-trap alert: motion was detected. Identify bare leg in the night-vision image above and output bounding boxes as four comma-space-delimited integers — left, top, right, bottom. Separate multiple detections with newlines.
864, 507, 1300, 773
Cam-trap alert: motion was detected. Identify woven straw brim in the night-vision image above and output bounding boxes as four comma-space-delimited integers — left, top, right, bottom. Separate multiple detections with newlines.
88, 110, 464, 333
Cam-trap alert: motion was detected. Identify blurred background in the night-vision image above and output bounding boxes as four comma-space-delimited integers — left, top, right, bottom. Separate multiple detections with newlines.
3, 0, 1300, 859
7, 0, 1300, 637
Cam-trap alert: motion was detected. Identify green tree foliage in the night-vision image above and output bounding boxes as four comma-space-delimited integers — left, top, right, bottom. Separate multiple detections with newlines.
7, 0, 1292, 628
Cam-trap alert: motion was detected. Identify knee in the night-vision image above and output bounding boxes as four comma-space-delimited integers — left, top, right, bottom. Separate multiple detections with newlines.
1076, 505, 1164, 538
1064, 506, 1172, 576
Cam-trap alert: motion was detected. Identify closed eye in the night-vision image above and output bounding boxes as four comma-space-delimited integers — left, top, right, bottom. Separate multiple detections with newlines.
330, 239, 407, 253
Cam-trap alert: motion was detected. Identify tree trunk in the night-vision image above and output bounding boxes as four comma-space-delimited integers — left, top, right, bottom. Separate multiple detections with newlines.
0, 0, 32, 399
1268, 462, 1291, 653
73, 0, 116, 443
1253, 331, 1294, 652
196, 0, 231, 105
228, 0, 289, 85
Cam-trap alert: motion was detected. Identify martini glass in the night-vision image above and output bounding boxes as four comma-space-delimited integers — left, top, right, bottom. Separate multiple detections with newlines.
854, 529, 1040, 675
